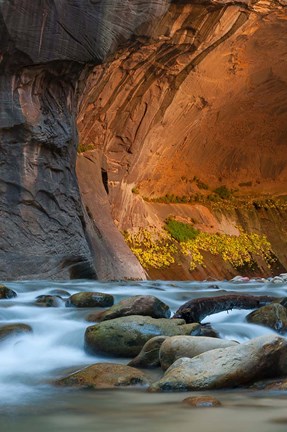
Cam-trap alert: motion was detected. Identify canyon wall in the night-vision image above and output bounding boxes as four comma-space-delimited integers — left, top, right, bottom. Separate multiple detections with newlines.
78, 0, 287, 279
0, 0, 168, 280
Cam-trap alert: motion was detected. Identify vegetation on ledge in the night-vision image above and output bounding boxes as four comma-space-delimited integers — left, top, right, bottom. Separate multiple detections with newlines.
124, 221, 274, 272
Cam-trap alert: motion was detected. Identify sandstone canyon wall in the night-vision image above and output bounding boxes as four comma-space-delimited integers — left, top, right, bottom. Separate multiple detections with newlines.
78, 0, 287, 280
0, 0, 168, 280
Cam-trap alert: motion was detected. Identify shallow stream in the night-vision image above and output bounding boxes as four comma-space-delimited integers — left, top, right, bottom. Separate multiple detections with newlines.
1, 279, 287, 432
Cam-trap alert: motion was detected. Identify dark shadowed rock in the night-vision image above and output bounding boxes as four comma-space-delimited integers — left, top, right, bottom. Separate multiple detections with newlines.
93, 295, 171, 321
246, 304, 287, 333
0, 286, 17, 299
0, 324, 32, 341
85, 316, 200, 357
56, 363, 150, 389
149, 335, 287, 392
66, 292, 114, 308
128, 336, 168, 368
159, 336, 238, 370
173, 295, 277, 323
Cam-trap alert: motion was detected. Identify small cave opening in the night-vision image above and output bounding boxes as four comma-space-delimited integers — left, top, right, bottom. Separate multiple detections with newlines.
101, 168, 109, 194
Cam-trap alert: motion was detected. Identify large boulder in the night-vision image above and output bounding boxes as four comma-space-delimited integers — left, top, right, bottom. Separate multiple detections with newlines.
159, 336, 238, 370
246, 304, 287, 333
56, 363, 150, 389
85, 316, 200, 357
0, 324, 32, 341
89, 295, 171, 321
66, 292, 114, 308
149, 335, 287, 392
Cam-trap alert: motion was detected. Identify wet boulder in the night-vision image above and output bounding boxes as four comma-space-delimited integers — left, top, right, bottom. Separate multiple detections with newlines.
0, 285, 17, 299
66, 292, 114, 308
159, 336, 238, 370
48, 289, 71, 298
149, 335, 287, 392
90, 295, 171, 321
56, 363, 150, 389
246, 304, 287, 333
0, 324, 32, 341
85, 316, 200, 357
128, 336, 168, 368
35, 295, 64, 307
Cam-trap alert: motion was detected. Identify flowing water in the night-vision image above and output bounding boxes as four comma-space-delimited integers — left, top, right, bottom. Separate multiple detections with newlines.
1, 279, 287, 432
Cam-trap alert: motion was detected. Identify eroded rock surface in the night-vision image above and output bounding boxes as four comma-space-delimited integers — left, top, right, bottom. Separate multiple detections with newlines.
0, 0, 168, 280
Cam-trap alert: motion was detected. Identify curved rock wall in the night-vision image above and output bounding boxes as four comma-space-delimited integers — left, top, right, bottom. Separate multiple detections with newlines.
0, 0, 168, 280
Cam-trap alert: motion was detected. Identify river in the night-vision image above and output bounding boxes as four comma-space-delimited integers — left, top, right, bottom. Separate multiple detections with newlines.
1, 279, 287, 432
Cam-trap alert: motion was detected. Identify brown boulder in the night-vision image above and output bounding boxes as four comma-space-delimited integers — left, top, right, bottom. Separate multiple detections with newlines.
66, 292, 114, 308
56, 363, 150, 389
182, 396, 222, 408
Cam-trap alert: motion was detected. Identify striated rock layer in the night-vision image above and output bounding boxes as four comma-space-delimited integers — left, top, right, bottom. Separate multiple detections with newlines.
0, 0, 169, 280
78, 0, 287, 279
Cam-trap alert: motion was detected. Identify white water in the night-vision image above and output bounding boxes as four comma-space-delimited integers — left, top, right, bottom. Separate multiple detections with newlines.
1, 279, 287, 432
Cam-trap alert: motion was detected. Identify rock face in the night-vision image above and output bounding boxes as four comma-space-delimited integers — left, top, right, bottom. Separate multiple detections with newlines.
84, 315, 200, 357
78, 0, 287, 280
0, 0, 168, 280
149, 335, 287, 392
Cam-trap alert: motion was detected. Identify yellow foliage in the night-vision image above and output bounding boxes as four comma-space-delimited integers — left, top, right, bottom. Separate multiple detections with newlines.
124, 228, 274, 271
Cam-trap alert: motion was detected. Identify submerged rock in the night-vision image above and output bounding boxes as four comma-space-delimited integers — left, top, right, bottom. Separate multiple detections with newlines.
0, 324, 32, 341
159, 336, 238, 370
246, 304, 287, 333
85, 316, 200, 357
149, 335, 287, 392
182, 396, 222, 408
66, 292, 114, 308
35, 295, 64, 307
56, 363, 150, 389
0, 286, 17, 299
128, 336, 168, 368
93, 295, 171, 321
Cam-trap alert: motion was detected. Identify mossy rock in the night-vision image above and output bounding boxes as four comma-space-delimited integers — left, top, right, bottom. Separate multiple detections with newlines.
85, 315, 200, 357
56, 363, 150, 389
0, 285, 17, 299
246, 304, 287, 333
66, 292, 114, 308
0, 323, 32, 341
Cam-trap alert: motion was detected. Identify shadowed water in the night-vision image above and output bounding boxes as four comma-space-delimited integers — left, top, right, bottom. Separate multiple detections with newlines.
1, 279, 287, 431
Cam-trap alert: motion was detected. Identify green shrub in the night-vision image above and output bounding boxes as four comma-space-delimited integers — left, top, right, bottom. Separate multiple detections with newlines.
165, 219, 199, 242
213, 185, 232, 199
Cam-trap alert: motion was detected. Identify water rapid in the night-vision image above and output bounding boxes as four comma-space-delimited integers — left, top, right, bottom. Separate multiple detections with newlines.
1, 278, 287, 432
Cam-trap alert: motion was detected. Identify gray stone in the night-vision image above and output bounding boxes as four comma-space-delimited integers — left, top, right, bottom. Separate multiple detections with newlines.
149, 335, 287, 392
159, 336, 238, 370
